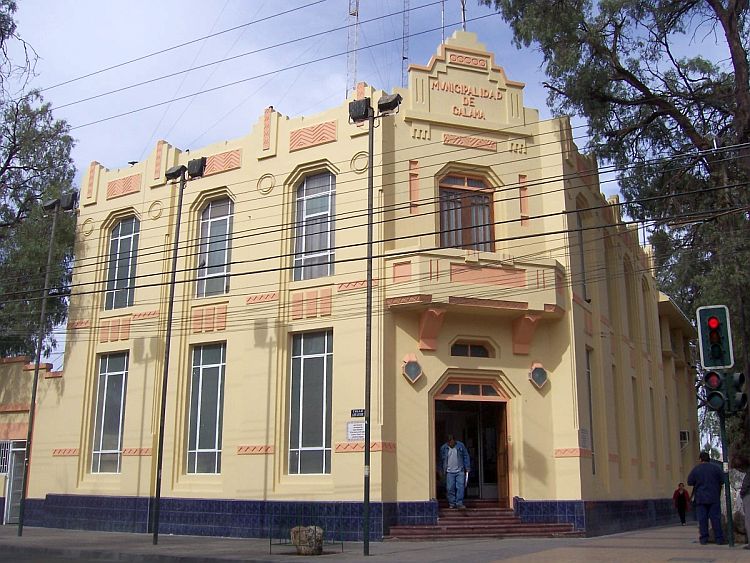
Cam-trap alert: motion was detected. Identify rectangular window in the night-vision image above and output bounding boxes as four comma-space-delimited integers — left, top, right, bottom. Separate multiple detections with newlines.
0, 440, 10, 473
197, 198, 233, 297
187, 343, 226, 474
105, 217, 140, 310
92, 353, 128, 473
294, 173, 335, 281
289, 330, 333, 474
519, 174, 529, 226
439, 176, 493, 251
585, 348, 596, 474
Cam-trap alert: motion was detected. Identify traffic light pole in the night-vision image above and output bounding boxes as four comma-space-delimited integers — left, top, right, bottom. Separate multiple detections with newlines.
718, 410, 735, 547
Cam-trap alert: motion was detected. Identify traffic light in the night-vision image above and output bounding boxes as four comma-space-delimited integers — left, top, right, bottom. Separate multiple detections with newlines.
726, 372, 747, 413
703, 370, 726, 411
696, 305, 734, 370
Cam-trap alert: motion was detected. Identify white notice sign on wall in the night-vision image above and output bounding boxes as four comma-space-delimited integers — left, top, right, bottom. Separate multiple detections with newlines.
347, 421, 366, 441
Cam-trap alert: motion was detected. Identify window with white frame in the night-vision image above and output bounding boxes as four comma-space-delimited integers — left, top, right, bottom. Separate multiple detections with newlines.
196, 198, 233, 298
187, 343, 226, 474
439, 175, 494, 251
91, 353, 128, 473
105, 217, 140, 310
0, 440, 11, 473
288, 330, 333, 474
294, 172, 335, 281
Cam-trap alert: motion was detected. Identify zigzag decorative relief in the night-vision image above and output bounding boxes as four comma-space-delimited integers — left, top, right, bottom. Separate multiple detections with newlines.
263, 107, 272, 150
204, 149, 241, 176
443, 133, 496, 151
106, 174, 142, 200
68, 319, 90, 329
86, 162, 101, 199
52, 448, 79, 457
246, 292, 278, 304
337, 279, 379, 291
554, 448, 592, 458
132, 310, 159, 321
237, 445, 275, 455
122, 448, 152, 456
289, 121, 337, 152
385, 295, 433, 307
153, 140, 165, 180
334, 442, 397, 453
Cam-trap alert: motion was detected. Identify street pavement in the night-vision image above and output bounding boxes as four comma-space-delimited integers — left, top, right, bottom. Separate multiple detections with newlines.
0, 522, 746, 562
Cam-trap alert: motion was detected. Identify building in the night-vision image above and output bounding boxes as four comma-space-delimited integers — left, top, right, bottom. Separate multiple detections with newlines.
4, 32, 698, 538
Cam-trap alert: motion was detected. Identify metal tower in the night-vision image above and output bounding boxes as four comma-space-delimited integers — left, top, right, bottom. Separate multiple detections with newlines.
346, 0, 360, 98
401, 0, 410, 88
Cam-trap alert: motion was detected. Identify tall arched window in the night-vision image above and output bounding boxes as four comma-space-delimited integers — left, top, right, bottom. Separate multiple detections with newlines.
439, 175, 494, 251
197, 198, 233, 298
294, 172, 335, 281
105, 216, 140, 310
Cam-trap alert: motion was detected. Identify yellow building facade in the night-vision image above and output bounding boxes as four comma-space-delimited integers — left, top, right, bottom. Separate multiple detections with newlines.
3, 32, 697, 538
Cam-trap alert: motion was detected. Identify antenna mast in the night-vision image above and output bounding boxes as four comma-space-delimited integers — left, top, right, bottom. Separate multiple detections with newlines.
346, 0, 360, 98
401, 0, 409, 88
460, 0, 467, 31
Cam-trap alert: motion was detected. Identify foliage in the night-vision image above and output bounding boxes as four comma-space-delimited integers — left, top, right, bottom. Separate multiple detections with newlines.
480, 0, 750, 452
0, 2, 76, 357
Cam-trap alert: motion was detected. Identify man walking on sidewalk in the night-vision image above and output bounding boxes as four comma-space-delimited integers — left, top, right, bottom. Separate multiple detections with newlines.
439, 434, 471, 510
687, 451, 725, 545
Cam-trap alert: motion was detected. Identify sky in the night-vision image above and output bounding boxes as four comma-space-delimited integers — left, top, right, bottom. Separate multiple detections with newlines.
9, 0, 729, 369
11, 0, 558, 369
12, 0, 554, 185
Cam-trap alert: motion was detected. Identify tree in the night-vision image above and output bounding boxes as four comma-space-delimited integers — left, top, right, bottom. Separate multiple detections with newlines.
0, 1, 76, 357
479, 0, 749, 454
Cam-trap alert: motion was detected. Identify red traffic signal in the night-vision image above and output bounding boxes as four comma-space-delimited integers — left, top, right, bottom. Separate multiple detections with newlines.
703, 370, 726, 411
696, 306, 734, 369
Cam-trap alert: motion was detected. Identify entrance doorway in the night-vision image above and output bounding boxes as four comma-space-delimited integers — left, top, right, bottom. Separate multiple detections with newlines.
435, 399, 509, 506
4, 441, 26, 524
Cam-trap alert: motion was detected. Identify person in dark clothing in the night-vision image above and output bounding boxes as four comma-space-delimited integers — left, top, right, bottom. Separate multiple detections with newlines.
672, 482, 691, 525
687, 451, 725, 545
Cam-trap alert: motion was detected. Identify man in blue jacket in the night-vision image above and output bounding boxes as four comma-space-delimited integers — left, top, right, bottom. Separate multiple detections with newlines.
439, 434, 471, 509
687, 451, 725, 545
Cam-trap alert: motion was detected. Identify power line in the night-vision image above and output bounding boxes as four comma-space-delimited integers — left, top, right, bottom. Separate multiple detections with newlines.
39, 0, 330, 92
69, 12, 493, 130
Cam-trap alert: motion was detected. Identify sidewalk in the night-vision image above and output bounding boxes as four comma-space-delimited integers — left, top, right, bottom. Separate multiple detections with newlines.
0, 522, 746, 562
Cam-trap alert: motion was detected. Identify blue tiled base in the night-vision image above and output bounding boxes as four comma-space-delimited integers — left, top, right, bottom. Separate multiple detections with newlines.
513, 497, 676, 536
19, 495, 438, 541
0, 496, 4, 523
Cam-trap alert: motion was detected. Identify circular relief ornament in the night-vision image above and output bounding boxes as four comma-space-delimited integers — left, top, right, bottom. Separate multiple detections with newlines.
529, 363, 549, 389
80, 218, 94, 237
257, 173, 276, 195
351, 151, 369, 174
148, 200, 163, 220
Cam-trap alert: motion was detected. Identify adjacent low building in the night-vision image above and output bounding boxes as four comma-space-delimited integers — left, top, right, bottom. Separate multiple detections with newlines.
3, 32, 698, 538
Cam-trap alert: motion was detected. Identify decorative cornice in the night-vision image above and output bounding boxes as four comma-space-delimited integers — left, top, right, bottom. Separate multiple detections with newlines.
448, 296, 528, 310
0, 403, 30, 413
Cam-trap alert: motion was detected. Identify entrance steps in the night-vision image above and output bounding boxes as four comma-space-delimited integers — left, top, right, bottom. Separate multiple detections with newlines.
385, 500, 583, 540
